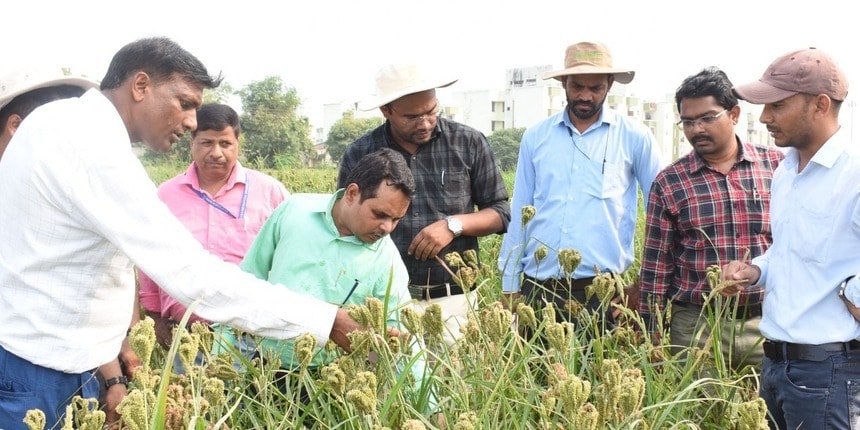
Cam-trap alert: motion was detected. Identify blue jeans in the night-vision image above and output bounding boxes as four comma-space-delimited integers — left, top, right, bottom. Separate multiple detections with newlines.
761, 351, 860, 429
0, 344, 100, 429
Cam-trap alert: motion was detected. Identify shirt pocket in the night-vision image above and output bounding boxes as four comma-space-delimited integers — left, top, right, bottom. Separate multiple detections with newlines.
601, 161, 632, 199
211, 218, 260, 262
789, 205, 833, 264
582, 160, 631, 200
438, 170, 470, 214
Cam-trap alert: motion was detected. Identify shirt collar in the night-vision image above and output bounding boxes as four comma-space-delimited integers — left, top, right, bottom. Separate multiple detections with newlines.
559, 107, 613, 135
383, 119, 443, 149
687, 135, 749, 174
810, 125, 848, 169
181, 161, 247, 192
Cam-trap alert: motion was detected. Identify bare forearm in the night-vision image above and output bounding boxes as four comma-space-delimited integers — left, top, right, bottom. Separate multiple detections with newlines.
458, 208, 504, 237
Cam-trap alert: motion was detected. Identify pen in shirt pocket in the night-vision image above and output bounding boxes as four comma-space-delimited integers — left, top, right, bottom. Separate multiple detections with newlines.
441, 169, 445, 186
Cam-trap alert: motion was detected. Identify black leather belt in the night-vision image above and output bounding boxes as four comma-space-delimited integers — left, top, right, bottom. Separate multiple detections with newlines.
763, 339, 860, 362
408, 283, 464, 300
671, 300, 762, 319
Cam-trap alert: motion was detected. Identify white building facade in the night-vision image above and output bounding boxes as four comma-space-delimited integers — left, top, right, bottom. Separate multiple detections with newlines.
317, 65, 777, 165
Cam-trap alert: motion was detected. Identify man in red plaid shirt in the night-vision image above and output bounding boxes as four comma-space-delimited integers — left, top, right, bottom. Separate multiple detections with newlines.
639, 67, 783, 371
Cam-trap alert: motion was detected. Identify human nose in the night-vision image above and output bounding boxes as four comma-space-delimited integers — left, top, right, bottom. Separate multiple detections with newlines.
759, 106, 772, 124
380, 219, 396, 234
183, 112, 197, 133
209, 145, 224, 159
412, 114, 434, 127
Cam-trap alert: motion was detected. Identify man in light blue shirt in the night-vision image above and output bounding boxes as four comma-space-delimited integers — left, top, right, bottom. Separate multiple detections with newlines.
498, 41, 663, 331
722, 47, 860, 429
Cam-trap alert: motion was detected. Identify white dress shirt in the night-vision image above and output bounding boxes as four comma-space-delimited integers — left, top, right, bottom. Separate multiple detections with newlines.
753, 126, 860, 344
0, 89, 336, 373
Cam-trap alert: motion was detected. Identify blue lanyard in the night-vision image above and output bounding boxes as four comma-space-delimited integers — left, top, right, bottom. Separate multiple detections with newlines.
191, 173, 250, 219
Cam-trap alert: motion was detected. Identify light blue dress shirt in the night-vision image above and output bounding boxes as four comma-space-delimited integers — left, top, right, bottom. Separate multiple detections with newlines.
754, 127, 860, 344
499, 107, 664, 292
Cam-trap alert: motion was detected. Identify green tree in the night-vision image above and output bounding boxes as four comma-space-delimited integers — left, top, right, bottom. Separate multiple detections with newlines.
204, 82, 235, 104
325, 111, 384, 165
487, 127, 525, 171
238, 76, 312, 168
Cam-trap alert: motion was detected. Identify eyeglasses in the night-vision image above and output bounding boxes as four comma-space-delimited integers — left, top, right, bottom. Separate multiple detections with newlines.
676, 109, 728, 129
390, 104, 440, 126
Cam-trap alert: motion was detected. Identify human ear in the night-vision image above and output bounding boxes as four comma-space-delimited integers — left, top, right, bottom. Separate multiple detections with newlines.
131, 72, 152, 102
5, 114, 22, 135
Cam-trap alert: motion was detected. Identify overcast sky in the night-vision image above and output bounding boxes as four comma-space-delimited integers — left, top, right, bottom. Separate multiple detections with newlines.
4, 0, 858, 127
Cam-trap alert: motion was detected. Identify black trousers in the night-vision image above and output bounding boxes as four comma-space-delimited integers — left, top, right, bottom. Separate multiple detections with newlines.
520, 275, 618, 335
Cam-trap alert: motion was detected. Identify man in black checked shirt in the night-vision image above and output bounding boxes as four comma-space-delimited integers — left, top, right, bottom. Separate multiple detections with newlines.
338, 63, 510, 345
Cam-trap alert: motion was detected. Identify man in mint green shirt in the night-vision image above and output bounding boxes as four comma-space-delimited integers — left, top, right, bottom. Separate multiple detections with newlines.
218, 147, 416, 369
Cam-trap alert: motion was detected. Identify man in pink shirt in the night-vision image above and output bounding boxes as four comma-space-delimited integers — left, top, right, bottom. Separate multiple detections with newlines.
138, 103, 288, 346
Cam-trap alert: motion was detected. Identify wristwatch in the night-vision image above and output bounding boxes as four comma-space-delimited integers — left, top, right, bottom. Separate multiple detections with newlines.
838, 276, 856, 305
104, 375, 129, 390
445, 216, 463, 238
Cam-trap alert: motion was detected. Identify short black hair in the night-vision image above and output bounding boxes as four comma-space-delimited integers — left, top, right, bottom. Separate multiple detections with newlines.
100, 37, 223, 91
675, 66, 738, 112
344, 148, 415, 201
0, 85, 87, 126
193, 103, 240, 138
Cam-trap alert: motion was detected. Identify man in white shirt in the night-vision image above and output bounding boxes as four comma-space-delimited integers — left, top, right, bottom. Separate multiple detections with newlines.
721, 47, 860, 429
0, 37, 362, 428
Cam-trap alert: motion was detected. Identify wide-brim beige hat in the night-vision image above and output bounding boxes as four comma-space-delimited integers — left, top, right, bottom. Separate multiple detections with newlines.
0, 67, 99, 111
543, 41, 635, 84
358, 63, 457, 111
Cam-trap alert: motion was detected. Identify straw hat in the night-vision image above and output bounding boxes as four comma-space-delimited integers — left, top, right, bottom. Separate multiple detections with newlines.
358, 63, 457, 111
0, 66, 99, 111
543, 41, 635, 84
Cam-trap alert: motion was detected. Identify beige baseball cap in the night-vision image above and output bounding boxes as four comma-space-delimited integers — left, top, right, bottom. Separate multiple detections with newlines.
733, 47, 848, 104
